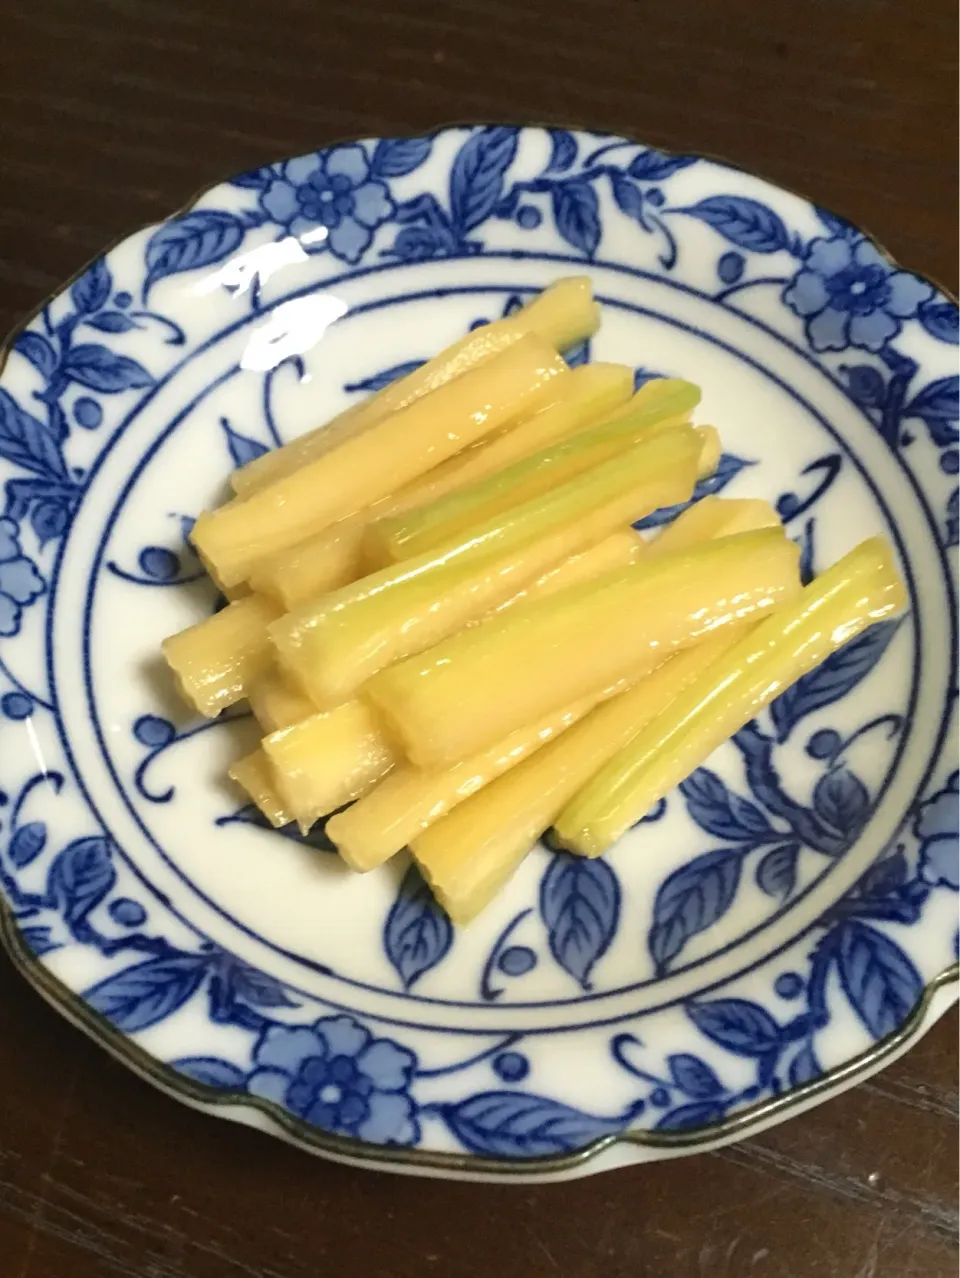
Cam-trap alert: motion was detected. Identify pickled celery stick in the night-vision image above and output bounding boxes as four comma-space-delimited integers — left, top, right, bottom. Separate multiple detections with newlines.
228, 750, 293, 829
259, 536, 647, 838
693, 425, 721, 480
230, 277, 599, 496
411, 631, 745, 924
367, 378, 701, 564
366, 529, 800, 769
247, 666, 316, 733
192, 334, 569, 587
271, 427, 702, 708
327, 676, 634, 872
248, 363, 635, 607
262, 701, 396, 832
645, 495, 781, 557
554, 536, 906, 857
493, 529, 645, 614
161, 594, 282, 717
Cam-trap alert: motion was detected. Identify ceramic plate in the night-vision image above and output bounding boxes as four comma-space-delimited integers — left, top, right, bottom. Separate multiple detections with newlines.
0, 126, 956, 1181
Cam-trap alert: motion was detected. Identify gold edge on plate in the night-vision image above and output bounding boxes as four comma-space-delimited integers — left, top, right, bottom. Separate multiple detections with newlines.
0, 125, 956, 1177
2, 895, 957, 1176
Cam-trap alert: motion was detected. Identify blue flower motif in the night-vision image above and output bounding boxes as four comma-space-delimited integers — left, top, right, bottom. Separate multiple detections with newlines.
0, 517, 44, 637
259, 147, 395, 264
784, 236, 933, 352
246, 1015, 419, 1145
915, 773, 959, 890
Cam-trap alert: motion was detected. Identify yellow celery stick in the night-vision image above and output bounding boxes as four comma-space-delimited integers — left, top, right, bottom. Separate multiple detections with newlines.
228, 750, 293, 828
247, 666, 317, 733
271, 427, 703, 708
366, 379, 702, 565
411, 630, 747, 924
645, 495, 781, 557
554, 536, 906, 857
262, 701, 397, 833
192, 334, 569, 587
254, 535, 647, 839
247, 363, 635, 607
327, 675, 634, 872
162, 594, 281, 717
366, 528, 800, 770
230, 277, 600, 496
694, 425, 721, 479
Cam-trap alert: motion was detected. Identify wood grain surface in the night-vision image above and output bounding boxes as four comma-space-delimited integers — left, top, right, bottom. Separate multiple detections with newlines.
1, 1, 957, 1275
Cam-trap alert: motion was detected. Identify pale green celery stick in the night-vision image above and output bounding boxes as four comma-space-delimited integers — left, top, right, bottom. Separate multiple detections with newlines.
553, 536, 906, 856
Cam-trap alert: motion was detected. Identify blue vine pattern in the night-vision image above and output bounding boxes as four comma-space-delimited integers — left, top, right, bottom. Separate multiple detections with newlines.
0, 127, 955, 1159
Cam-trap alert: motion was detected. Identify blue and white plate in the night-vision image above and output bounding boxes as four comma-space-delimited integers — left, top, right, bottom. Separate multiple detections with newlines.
0, 126, 956, 1180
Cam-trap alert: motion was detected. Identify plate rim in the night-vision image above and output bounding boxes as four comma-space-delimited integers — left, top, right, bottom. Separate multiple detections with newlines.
0, 122, 956, 1180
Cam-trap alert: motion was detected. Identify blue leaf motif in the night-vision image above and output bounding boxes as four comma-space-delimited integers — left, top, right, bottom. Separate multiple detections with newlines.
918, 302, 959, 345
947, 490, 959, 550
611, 174, 645, 222
633, 454, 752, 529
654, 1100, 725, 1131
842, 364, 887, 410
384, 864, 453, 989
344, 360, 426, 394
223, 960, 297, 1008
449, 127, 518, 234
539, 853, 620, 989
813, 768, 870, 841
551, 182, 601, 257
756, 842, 800, 902
903, 375, 959, 447
370, 135, 433, 178
84, 953, 209, 1033
687, 998, 782, 1056
0, 389, 68, 478
835, 920, 922, 1039
770, 619, 899, 743
172, 1056, 246, 1088
10, 822, 47, 868
20, 926, 59, 957
788, 1042, 822, 1087
679, 768, 773, 841
221, 419, 268, 467
144, 211, 245, 295
48, 836, 116, 927
231, 166, 275, 190
649, 849, 743, 972
64, 345, 154, 393
71, 258, 112, 314
14, 331, 57, 378
546, 129, 578, 172
441, 1091, 626, 1156
565, 338, 591, 369
387, 225, 444, 262
681, 197, 789, 253
86, 310, 138, 334
668, 1053, 724, 1099
627, 151, 696, 182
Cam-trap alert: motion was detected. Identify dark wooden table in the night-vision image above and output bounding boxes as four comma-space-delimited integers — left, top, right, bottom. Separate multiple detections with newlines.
2, 2, 957, 1274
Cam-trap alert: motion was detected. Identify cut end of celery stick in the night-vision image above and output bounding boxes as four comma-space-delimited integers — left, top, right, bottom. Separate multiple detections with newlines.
228, 750, 293, 828
367, 527, 800, 770
229, 276, 599, 497
409, 629, 749, 924
247, 666, 317, 733
270, 426, 702, 709
518, 276, 601, 349
161, 594, 281, 717
368, 377, 701, 567
646, 495, 781, 557
192, 334, 569, 587
554, 535, 905, 857
247, 515, 370, 609
694, 425, 721, 479
262, 701, 397, 833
